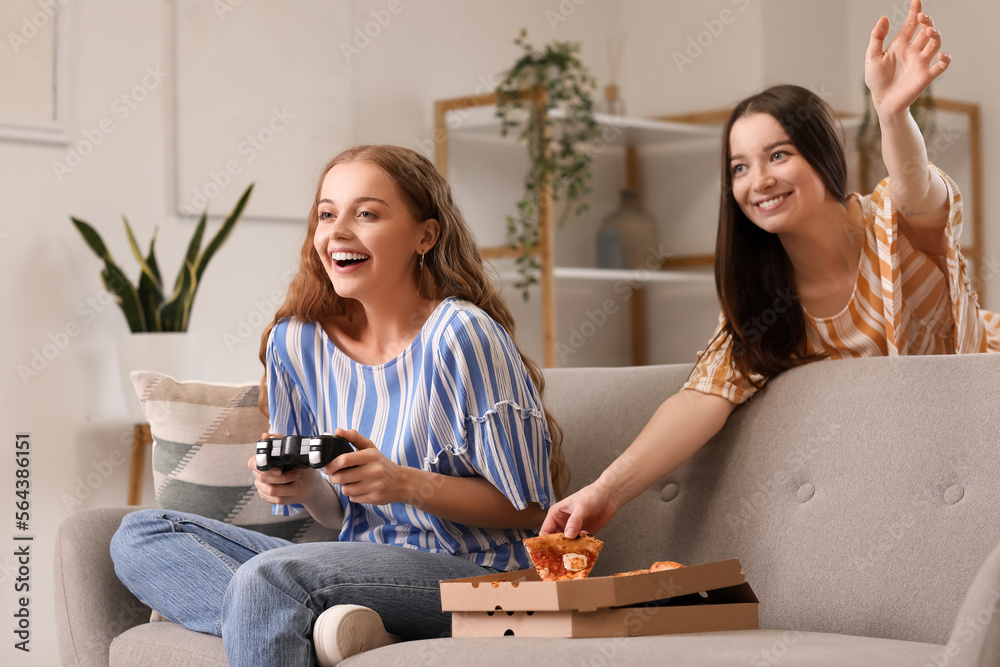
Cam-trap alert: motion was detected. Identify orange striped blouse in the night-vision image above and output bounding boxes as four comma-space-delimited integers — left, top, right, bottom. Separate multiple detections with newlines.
684, 167, 1000, 404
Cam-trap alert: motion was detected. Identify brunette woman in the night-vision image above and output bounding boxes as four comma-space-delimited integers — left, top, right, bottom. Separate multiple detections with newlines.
542, 0, 999, 539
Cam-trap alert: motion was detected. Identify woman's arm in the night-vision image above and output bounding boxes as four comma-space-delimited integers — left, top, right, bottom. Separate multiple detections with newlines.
324, 429, 546, 529
865, 0, 951, 253
541, 389, 735, 538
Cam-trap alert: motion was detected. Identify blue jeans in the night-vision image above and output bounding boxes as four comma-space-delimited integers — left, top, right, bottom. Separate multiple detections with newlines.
110, 509, 498, 667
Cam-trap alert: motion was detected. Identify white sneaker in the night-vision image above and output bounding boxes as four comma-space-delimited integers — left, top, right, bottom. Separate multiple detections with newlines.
313, 604, 402, 666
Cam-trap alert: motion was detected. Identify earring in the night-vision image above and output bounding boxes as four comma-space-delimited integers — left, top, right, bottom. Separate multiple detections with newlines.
419, 253, 425, 271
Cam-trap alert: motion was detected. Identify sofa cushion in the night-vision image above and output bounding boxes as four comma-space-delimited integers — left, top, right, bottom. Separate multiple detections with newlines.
111, 622, 227, 667
130, 371, 337, 543
343, 633, 943, 666
110, 623, 943, 667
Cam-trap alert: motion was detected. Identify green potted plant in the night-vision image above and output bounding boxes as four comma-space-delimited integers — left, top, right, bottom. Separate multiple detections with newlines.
70, 184, 253, 420
495, 29, 600, 299
70, 184, 253, 332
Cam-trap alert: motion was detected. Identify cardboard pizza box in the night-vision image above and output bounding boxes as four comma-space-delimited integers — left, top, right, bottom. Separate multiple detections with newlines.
440, 558, 758, 638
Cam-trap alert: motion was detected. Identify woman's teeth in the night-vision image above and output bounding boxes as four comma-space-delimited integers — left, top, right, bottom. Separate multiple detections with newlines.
757, 195, 788, 210
331, 251, 370, 267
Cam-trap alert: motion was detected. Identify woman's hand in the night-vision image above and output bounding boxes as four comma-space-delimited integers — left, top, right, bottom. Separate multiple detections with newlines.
247, 432, 324, 506
865, 0, 950, 118
540, 480, 622, 539
324, 429, 415, 505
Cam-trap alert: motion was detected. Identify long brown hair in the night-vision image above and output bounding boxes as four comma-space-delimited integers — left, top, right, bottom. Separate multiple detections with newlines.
710, 85, 846, 386
258, 145, 566, 496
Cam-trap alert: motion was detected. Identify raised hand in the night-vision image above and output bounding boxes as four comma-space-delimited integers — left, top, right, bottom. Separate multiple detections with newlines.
865, 0, 950, 117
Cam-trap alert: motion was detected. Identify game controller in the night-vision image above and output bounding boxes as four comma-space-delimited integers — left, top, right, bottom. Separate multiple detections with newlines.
255, 434, 354, 472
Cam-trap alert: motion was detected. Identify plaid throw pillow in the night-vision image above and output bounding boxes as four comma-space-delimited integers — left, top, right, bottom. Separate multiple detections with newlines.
130, 370, 339, 543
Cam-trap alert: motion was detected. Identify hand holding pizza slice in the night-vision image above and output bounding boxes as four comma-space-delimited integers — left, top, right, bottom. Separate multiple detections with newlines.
522, 531, 604, 581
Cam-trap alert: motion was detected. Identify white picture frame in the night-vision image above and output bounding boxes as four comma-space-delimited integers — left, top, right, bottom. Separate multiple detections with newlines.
171, 0, 354, 221
0, 0, 71, 144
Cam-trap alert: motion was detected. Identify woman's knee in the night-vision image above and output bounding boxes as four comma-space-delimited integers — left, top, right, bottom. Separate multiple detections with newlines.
110, 509, 165, 560
109, 509, 168, 585
223, 547, 319, 620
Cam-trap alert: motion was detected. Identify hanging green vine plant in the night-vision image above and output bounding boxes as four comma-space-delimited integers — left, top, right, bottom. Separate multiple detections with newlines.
495, 29, 600, 300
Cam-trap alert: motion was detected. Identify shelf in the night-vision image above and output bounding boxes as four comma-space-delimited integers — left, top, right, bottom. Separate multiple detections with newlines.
554, 266, 713, 283
435, 92, 733, 367
446, 105, 720, 148
495, 266, 714, 284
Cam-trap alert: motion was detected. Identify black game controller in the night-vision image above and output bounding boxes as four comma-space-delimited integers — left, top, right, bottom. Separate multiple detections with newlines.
256, 434, 354, 472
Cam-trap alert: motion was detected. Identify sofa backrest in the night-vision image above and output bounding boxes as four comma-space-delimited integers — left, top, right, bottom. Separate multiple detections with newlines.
543, 354, 1000, 645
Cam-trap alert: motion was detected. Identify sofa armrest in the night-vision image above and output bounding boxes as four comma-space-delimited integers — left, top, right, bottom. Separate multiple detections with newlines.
54, 507, 152, 667
944, 539, 1000, 667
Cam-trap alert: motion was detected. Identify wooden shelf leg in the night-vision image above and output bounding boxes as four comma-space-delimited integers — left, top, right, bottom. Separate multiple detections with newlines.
127, 424, 152, 506
630, 286, 647, 366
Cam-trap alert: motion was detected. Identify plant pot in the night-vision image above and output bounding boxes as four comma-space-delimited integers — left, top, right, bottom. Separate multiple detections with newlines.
117, 333, 202, 422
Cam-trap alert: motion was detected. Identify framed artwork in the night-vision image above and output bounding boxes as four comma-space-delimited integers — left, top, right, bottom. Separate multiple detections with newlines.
0, 0, 71, 144
172, 0, 354, 221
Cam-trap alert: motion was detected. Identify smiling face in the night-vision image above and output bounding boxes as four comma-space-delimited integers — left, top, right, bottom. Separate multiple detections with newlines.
727, 112, 831, 235
313, 160, 437, 304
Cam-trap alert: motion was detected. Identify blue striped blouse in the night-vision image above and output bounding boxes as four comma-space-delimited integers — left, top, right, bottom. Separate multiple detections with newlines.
266, 297, 554, 570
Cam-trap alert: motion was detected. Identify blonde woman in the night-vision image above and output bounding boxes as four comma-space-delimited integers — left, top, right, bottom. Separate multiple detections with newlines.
112, 145, 565, 666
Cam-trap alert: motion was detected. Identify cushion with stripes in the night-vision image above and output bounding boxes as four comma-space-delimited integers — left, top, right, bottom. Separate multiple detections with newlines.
129, 370, 338, 543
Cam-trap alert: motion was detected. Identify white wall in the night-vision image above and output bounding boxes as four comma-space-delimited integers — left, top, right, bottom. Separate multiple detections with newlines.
1, 2, 996, 665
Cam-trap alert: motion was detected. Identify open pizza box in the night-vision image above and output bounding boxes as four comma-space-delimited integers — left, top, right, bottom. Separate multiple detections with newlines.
440, 558, 758, 638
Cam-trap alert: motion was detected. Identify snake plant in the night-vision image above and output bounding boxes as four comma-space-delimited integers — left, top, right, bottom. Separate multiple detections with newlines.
70, 184, 253, 332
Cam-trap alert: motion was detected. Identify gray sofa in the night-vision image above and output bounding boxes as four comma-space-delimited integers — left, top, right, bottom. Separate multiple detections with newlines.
55, 354, 1000, 666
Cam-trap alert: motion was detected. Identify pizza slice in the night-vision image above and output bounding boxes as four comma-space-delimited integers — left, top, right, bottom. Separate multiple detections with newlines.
522, 531, 604, 581
649, 560, 684, 572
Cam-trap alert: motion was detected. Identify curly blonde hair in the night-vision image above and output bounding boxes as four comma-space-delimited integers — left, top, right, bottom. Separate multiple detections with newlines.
258, 145, 566, 496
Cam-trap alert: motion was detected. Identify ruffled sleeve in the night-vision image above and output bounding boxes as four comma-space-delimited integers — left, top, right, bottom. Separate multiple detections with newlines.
866, 164, 985, 354
682, 312, 765, 405
424, 308, 555, 511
